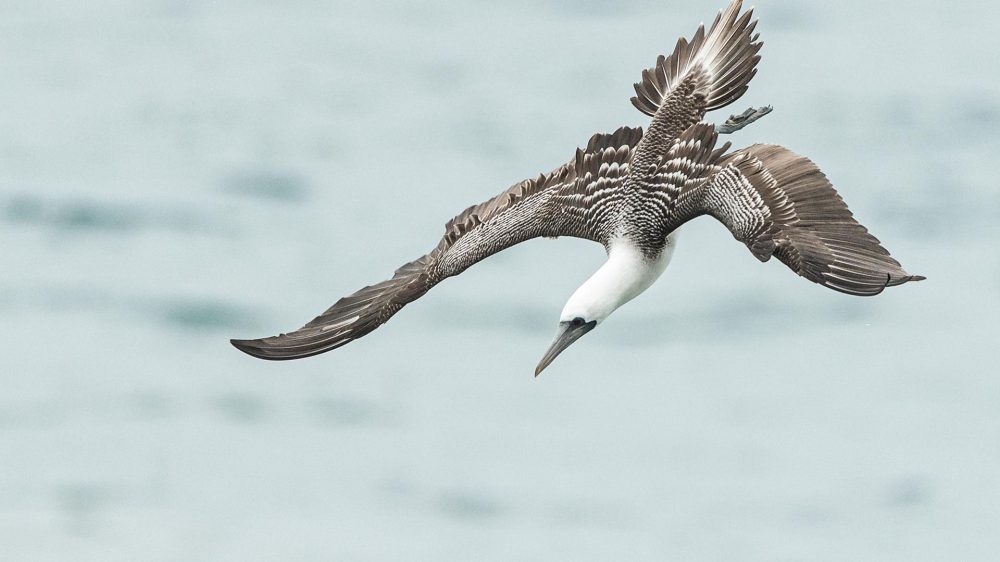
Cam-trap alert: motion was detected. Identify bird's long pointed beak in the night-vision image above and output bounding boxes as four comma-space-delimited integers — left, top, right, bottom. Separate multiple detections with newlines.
535, 319, 596, 377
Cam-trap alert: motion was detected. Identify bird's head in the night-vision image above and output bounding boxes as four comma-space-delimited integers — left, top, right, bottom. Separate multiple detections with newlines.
534, 278, 616, 376
534, 314, 599, 376
533, 238, 676, 376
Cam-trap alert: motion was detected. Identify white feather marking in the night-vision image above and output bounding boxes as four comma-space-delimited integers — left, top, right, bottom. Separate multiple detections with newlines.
320, 315, 360, 332
559, 233, 679, 324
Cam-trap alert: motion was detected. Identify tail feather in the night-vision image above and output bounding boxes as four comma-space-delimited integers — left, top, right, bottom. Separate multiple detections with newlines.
632, 0, 762, 116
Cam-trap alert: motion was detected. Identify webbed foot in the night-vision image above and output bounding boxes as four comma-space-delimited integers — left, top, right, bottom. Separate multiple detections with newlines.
716, 105, 773, 134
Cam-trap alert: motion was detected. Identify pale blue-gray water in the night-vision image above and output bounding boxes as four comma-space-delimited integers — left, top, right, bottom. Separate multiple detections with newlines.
1, 1, 998, 560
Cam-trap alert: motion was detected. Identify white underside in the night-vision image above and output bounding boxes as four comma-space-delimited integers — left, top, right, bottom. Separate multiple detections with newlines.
559, 231, 679, 323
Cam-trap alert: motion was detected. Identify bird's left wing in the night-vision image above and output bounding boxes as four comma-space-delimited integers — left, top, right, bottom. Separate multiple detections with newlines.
230, 126, 643, 360
659, 123, 923, 296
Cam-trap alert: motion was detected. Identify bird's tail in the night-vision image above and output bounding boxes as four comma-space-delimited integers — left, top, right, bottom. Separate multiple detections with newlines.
632, 0, 762, 116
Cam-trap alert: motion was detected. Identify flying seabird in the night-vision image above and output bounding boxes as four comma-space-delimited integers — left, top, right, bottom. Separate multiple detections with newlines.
231, 0, 923, 374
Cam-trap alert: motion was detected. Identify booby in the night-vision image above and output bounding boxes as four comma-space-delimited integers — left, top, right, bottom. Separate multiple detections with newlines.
231, 0, 923, 374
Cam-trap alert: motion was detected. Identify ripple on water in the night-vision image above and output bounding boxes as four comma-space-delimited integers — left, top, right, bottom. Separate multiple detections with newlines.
308, 397, 381, 427
2, 194, 207, 233
212, 393, 268, 424
157, 299, 260, 332
436, 490, 505, 520
222, 169, 310, 203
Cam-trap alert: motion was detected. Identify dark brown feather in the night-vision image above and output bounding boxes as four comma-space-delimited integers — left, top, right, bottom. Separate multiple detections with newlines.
668, 141, 924, 296
630, 0, 761, 118
629, 0, 762, 186
231, 127, 645, 360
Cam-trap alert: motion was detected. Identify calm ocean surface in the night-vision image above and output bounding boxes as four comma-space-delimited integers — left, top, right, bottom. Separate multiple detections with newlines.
2, 1, 998, 560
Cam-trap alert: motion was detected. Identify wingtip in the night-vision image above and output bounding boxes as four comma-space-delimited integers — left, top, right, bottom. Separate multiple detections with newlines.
230, 337, 254, 351
879, 272, 927, 294
893, 273, 927, 286
230, 338, 272, 360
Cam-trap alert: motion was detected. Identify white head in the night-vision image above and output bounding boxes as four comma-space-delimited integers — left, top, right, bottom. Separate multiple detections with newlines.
535, 235, 678, 375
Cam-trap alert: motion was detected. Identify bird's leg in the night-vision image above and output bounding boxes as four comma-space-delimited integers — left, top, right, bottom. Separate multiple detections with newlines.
716, 105, 773, 134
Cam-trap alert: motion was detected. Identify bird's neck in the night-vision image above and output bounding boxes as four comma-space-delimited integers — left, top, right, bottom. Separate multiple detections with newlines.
560, 234, 678, 322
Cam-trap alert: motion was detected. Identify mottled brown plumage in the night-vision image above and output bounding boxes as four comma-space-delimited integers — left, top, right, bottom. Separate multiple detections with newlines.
664, 125, 924, 295
232, 0, 921, 361
232, 127, 645, 360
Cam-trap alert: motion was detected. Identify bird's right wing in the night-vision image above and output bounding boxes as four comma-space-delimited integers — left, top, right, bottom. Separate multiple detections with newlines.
230, 126, 643, 360
662, 129, 924, 296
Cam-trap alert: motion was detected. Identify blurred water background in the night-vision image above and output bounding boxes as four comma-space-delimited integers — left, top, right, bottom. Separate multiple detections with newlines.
1, 0, 998, 560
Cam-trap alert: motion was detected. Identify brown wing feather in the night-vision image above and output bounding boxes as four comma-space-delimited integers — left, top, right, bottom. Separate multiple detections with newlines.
231, 127, 643, 360
670, 142, 924, 296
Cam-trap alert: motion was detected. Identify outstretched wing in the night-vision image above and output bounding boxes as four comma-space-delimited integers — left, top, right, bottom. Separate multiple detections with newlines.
664, 132, 924, 296
230, 126, 643, 360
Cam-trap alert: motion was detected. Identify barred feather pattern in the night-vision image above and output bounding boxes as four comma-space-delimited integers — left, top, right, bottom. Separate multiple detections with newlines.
622, 122, 730, 255
632, 0, 761, 117
631, 0, 762, 174
547, 126, 645, 244
230, 127, 645, 360
668, 142, 925, 296
231, 1, 922, 362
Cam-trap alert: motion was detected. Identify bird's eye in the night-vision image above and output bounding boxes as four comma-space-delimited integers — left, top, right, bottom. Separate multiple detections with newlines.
572, 317, 585, 327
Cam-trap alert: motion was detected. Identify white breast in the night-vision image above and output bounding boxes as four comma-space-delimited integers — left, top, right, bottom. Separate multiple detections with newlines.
559, 232, 678, 323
